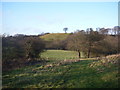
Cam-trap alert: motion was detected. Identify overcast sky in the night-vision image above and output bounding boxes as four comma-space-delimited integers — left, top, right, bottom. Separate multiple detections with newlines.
2, 2, 118, 35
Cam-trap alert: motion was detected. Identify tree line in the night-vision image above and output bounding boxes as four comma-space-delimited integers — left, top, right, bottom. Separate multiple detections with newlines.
66, 28, 119, 58
2, 26, 120, 70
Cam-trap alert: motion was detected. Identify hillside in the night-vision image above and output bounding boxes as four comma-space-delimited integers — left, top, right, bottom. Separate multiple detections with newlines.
40, 33, 70, 41
3, 51, 119, 88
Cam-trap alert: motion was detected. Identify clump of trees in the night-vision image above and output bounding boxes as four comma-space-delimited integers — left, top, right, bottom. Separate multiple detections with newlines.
2, 34, 45, 71
45, 39, 67, 50
2, 35, 25, 60
66, 30, 86, 58
24, 36, 45, 60
66, 26, 119, 58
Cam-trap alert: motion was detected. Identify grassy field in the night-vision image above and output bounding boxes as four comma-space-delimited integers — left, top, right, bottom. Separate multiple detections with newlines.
41, 50, 84, 61
2, 50, 119, 88
40, 33, 70, 41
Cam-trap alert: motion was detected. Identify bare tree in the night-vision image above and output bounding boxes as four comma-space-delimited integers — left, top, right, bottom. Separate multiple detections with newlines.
66, 31, 86, 58
86, 28, 104, 58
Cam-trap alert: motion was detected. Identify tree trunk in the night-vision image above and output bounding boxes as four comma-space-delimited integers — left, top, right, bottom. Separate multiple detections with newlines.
88, 50, 90, 58
88, 46, 91, 58
78, 51, 81, 58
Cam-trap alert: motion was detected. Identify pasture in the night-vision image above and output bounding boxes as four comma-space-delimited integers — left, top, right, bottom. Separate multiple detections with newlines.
41, 50, 84, 61
40, 33, 70, 41
2, 50, 119, 88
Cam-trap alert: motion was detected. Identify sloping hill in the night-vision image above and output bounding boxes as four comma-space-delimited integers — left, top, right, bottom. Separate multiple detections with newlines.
40, 33, 70, 41
3, 53, 119, 88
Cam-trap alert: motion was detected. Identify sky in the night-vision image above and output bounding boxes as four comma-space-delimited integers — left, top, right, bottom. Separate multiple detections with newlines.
1, 2, 118, 35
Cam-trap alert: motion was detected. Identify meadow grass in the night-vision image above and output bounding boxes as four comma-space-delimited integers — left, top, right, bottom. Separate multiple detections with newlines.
41, 50, 84, 61
3, 60, 118, 88
40, 33, 70, 41
2, 50, 119, 88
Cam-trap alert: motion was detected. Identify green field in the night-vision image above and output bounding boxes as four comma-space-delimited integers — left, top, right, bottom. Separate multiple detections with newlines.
3, 50, 119, 88
41, 50, 84, 61
40, 33, 70, 41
